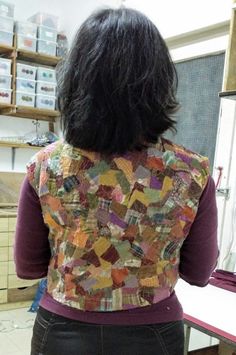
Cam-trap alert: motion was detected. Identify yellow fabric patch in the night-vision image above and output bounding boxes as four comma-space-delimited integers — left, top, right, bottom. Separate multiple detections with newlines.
99, 257, 111, 270
180, 220, 186, 228
114, 158, 133, 183
93, 237, 111, 256
44, 212, 63, 232
73, 230, 88, 248
128, 190, 149, 208
160, 176, 173, 199
140, 276, 159, 287
156, 260, 169, 274
99, 170, 118, 186
92, 277, 113, 290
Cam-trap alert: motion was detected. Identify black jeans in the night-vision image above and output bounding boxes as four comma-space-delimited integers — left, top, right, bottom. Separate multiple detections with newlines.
31, 306, 184, 355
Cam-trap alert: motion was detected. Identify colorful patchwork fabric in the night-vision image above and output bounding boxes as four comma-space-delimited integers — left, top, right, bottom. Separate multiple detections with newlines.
27, 138, 209, 312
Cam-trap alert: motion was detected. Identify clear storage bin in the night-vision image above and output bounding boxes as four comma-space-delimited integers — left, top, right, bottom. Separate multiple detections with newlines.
16, 91, 35, 107
0, 58, 11, 75
57, 33, 68, 57
0, 15, 14, 32
15, 21, 37, 38
28, 12, 58, 30
16, 63, 37, 80
36, 94, 55, 110
37, 39, 57, 56
37, 67, 56, 83
17, 35, 36, 52
0, 30, 13, 46
36, 81, 56, 96
38, 26, 57, 42
16, 77, 36, 93
0, 1, 14, 18
0, 88, 11, 104
0, 74, 11, 89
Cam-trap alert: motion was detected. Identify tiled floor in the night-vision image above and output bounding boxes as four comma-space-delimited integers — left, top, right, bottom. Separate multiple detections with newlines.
0, 307, 36, 355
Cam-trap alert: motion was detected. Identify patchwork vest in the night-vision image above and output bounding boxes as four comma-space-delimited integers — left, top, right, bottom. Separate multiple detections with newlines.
27, 138, 209, 311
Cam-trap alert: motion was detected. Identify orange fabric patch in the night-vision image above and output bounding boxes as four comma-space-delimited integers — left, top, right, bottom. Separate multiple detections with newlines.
146, 157, 164, 170
111, 268, 129, 285
73, 230, 89, 248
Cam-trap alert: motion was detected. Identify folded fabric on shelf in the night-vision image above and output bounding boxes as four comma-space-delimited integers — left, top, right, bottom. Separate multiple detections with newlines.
209, 269, 236, 293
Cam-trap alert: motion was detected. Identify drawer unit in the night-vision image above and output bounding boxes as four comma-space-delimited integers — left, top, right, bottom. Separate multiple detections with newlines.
0, 74, 11, 89
0, 87, 12, 104
0, 1, 14, 18
17, 34, 37, 52
36, 93, 56, 110
8, 260, 15, 275
0, 289, 7, 304
8, 246, 13, 261
37, 67, 56, 82
0, 246, 8, 261
8, 232, 14, 246
16, 91, 35, 107
37, 39, 57, 57
0, 275, 7, 288
0, 58, 11, 75
15, 21, 37, 38
16, 63, 37, 80
8, 275, 37, 289
0, 261, 8, 276
0, 217, 8, 231
36, 80, 56, 96
0, 232, 8, 247
16, 77, 36, 94
0, 30, 13, 46
38, 25, 57, 42
0, 15, 14, 32
8, 217, 16, 232
28, 12, 58, 30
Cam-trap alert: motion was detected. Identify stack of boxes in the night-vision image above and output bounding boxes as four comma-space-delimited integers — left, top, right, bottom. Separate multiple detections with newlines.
15, 21, 37, 52
0, 1, 14, 46
15, 12, 59, 57
16, 63, 56, 110
30, 12, 58, 57
0, 57, 12, 104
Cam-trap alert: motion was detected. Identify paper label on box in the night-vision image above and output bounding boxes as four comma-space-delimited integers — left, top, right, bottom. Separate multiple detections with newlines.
46, 31, 53, 38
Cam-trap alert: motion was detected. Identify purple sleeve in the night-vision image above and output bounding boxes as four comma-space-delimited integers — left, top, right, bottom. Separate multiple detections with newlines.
179, 176, 219, 286
14, 176, 51, 279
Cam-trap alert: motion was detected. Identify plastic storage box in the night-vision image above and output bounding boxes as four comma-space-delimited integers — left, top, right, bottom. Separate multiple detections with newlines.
16, 63, 36, 80
36, 81, 56, 96
0, 74, 11, 89
0, 1, 14, 17
0, 88, 11, 104
37, 67, 56, 82
57, 33, 68, 57
0, 58, 11, 75
38, 26, 57, 42
37, 39, 57, 56
16, 91, 35, 107
0, 15, 14, 32
28, 12, 58, 30
36, 94, 55, 110
16, 77, 36, 93
0, 30, 13, 46
15, 21, 37, 38
17, 35, 36, 52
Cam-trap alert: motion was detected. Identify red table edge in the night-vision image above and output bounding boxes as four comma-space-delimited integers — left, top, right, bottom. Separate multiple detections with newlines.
184, 313, 236, 343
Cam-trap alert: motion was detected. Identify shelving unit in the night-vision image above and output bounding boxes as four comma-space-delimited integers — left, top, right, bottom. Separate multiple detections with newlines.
0, 42, 62, 148
0, 140, 42, 150
219, 90, 236, 101
0, 42, 61, 124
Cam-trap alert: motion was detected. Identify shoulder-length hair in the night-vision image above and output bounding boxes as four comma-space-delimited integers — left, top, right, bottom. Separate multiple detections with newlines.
58, 8, 178, 154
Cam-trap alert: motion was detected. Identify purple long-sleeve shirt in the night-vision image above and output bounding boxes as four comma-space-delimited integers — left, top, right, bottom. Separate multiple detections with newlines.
14, 175, 218, 325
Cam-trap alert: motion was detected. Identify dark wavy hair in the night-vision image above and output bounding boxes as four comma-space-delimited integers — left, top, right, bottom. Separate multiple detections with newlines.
58, 8, 178, 154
